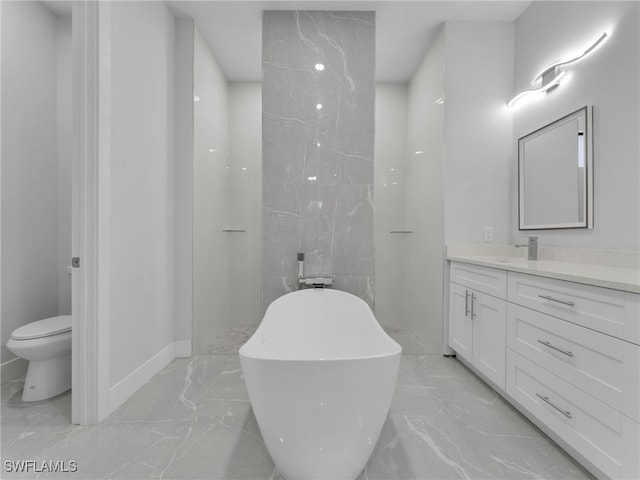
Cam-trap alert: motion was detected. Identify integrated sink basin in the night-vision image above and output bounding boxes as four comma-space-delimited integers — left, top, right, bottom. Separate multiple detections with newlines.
473, 256, 528, 265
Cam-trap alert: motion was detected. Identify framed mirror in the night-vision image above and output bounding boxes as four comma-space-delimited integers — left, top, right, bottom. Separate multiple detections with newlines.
518, 106, 593, 230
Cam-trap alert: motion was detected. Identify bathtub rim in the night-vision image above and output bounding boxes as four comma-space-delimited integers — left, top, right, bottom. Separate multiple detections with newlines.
239, 288, 402, 362
238, 346, 402, 363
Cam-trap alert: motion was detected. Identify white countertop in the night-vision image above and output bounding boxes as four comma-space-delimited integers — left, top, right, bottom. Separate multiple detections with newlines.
447, 247, 640, 294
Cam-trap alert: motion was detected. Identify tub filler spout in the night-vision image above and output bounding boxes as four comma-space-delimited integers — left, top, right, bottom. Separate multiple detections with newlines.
296, 252, 334, 288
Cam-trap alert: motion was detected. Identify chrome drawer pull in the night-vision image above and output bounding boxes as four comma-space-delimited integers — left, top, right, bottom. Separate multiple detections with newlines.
536, 393, 572, 419
470, 292, 477, 319
465, 290, 470, 317
537, 340, 574, 357
538, 294, 575, 307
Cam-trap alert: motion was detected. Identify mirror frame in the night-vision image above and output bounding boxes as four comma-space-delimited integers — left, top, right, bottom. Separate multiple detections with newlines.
518, 106, 594, 230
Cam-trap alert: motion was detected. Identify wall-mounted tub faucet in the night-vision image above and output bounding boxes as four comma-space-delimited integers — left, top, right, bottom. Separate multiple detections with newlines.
297, 252, 333, 288
297, 252, 305, 284
515, 236, 538, 260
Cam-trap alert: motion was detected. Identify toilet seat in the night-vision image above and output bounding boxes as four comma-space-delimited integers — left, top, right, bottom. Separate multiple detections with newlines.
10, 315, 72, 340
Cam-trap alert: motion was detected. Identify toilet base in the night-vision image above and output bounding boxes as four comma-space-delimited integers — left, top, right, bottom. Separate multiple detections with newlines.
22, 353, 71, 402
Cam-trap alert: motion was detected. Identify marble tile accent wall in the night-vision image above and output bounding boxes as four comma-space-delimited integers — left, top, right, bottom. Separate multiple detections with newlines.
262, 11, 376, 311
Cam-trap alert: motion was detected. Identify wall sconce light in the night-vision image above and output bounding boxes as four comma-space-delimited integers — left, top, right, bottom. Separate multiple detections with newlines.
507, 32, 608, 107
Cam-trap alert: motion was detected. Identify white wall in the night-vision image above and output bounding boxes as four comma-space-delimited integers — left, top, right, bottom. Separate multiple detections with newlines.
440, 22, 514, 355
384, 23, 513, 354
0, 0, 2, 374
188, 39, 262, 351
512, 1, 639, 250
108, 1, 176, 394
374, 33, 445, 354
174, 19, 195, 355
186, 39, 262, 350
374, 84, 408, 329
405, 29, 445, 353
443, 21, 514, 246
57, 15, 72, 315
228, 82, 262, 327
1, 2, 63, 370
192, 27, 230, 355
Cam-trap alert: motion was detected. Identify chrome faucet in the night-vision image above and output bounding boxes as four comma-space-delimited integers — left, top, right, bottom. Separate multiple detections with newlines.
515, 236, 538, 260
297, 252, 305, 288
297, 252, 333, 288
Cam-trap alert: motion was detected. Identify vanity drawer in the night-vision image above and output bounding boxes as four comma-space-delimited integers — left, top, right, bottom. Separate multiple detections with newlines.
450, 262, 507, 299
507, 303, 639, 422
507, 350, 640, 480
507, 272, 640, 344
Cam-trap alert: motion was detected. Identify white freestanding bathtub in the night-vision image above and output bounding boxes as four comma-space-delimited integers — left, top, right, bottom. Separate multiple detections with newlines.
239, 288, 402, 480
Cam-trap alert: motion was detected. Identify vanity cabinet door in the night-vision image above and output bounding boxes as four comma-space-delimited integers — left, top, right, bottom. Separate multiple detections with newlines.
472, 291, 507, 390
449, 281, 507, 390
449, 282, 473, 363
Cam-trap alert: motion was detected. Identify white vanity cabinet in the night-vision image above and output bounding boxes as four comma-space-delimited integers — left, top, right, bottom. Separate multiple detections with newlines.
449, 262, 507, 389
506, 272, 639, 480
447, 259, 640, 480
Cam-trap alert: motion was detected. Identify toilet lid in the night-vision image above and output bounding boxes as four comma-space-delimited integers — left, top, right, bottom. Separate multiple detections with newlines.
10, 315, 72, 340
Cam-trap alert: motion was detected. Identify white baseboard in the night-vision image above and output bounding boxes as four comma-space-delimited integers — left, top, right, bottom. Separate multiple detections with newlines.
1, 357, 28, 384
174, 340, 192, 358
109, 343, 175, 413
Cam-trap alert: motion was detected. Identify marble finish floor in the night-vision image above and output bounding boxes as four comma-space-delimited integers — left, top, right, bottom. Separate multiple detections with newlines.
383, 327, 430, 355
1, 352, 591, 480
204, 326, 258, 355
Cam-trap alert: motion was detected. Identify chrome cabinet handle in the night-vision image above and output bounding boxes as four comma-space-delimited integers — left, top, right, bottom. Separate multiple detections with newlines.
537, 340, 574, 357
465, 290, 470, 317
536, 393, 572, 418
222, 229, 246, 233
538, 294, 575, 307
470, 293, 477, 319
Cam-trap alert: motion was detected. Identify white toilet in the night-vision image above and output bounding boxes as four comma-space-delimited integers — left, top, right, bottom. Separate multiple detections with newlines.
6, 315, 72, 402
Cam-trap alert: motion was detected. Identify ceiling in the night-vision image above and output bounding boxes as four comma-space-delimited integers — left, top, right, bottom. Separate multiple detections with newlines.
166, 1, 531, 83
43, 0, 532, 83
